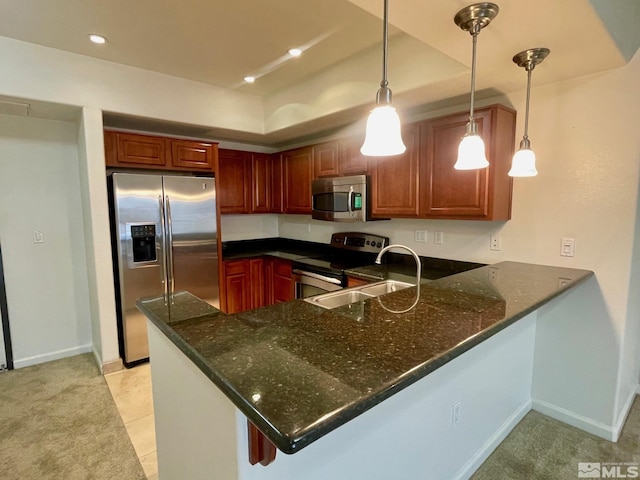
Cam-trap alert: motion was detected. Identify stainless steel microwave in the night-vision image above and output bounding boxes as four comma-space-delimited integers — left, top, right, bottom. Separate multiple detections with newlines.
311, 175, 373, 222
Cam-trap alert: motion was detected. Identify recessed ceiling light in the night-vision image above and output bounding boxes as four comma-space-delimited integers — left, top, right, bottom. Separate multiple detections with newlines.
88, 34, 107, 44
244, 76, 256, 84
288, 48, 302, 57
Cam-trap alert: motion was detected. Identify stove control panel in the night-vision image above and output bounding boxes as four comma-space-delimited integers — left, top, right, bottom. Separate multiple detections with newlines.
330, 232, 389, 254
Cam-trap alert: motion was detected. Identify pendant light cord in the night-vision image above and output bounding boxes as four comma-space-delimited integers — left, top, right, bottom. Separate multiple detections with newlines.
380, 0, 389, 90
523, 67, 532, 140
468, 23, 480, 124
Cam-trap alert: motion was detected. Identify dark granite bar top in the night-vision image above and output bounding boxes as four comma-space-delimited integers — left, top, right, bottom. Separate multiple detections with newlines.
137, 261, 593, 455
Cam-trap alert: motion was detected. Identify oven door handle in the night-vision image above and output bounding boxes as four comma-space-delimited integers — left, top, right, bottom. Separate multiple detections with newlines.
292, 269, 343, 286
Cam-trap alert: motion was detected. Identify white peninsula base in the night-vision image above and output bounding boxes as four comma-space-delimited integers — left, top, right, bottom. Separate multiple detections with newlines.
147, 312, 536, 480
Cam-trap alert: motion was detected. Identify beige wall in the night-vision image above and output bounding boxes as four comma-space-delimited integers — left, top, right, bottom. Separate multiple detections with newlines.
0, 113, 93, 367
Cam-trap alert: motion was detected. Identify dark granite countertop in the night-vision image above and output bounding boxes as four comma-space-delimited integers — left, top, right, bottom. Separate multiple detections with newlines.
137, 261, 593, 455
222, 237, 483, 280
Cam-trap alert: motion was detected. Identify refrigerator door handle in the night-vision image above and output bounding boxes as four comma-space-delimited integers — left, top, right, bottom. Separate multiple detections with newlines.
165, 195, 175, 297
158, 195, 169, 302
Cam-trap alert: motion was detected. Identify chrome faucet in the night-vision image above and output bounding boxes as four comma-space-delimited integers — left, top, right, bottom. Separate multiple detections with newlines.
375, 245, 422, 313
375, 244, 422, 287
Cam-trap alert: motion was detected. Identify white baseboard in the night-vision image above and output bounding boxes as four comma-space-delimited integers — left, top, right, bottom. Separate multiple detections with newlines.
13, 343, 93, 369
532, 398, 616, 441
454, 399, 533, 480
611, 388, 639, 442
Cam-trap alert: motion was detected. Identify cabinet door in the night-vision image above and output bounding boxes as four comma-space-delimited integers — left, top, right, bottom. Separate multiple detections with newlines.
265, 258, 293, 304
171, 140, 216, 172
108, 132, 169, 168
249, 258, 265, 309
218, 149, 252, 214
313, 141, 339, 178
283, 147, 313, 214
224, 260, 250, 314
338, 137, 368, 175
273, 259, 293, 303
370, 123, 420, 217
420, 106, 514, 220
252, 153, 282, 213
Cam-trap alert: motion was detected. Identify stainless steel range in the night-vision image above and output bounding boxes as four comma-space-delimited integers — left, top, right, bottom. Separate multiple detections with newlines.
291, 232, 389, 298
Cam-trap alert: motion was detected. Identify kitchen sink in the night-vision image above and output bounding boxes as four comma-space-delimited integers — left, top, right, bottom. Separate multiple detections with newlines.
358, 280, 413, 297
304, 280, 415, 310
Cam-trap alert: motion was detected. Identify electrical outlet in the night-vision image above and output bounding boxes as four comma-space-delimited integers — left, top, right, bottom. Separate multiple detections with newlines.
452, 401, 461, 428
33, 230, 44, 244
490, 235, 501, 251
434, 231, 444, 245
558, 277, 572, 288
489, 267, 499, 282
414, 230, 428, 243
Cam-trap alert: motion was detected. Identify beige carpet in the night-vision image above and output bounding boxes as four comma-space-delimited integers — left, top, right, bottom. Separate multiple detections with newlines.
0, 354, 146, 480
472, 396, 640, 479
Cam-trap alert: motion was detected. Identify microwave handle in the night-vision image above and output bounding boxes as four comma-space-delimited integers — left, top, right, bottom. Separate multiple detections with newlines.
348, 186, 353, 216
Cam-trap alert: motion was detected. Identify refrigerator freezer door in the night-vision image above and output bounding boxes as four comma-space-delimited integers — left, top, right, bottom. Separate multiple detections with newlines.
112, 173, 164, 364
162, 176, 219, 309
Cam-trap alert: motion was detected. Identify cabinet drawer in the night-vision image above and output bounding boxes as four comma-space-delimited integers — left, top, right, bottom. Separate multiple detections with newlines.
224, 260, 249, 276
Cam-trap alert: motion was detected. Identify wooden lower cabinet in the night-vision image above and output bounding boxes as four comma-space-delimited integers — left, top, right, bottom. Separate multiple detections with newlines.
223, 257, 293, 314
266, 258, 294, 304
223, 259, 252, 314
346, 276, 370, 288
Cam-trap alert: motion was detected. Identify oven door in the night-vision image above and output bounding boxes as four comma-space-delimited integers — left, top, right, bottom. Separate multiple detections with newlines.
292, 269, 343, 299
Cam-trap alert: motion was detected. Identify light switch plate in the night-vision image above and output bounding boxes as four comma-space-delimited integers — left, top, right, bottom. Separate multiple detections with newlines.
560, 237, 575, 257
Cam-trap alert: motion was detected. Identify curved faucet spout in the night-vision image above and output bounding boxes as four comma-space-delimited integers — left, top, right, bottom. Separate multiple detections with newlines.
374, 244, 422, 313
375, 244, 422, 290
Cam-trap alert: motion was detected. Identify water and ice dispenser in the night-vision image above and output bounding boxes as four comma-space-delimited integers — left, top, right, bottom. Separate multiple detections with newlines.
130, 224, 156, 263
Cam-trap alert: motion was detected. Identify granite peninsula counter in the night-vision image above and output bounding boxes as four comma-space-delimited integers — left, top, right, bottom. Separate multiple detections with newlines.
138, 261, 593, 480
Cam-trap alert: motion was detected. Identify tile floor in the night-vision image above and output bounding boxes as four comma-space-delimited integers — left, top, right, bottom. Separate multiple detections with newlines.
105, 363, 157, 480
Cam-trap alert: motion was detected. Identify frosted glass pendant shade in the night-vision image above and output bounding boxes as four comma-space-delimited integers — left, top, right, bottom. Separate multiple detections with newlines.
361, 105, 406, 156
454, 133, 488, 170
508, 148, 538, 177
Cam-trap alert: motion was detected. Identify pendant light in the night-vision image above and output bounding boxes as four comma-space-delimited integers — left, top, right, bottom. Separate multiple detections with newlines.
508, 48, 550, 177
453, 3, 499, 170
361, 0, 406, 157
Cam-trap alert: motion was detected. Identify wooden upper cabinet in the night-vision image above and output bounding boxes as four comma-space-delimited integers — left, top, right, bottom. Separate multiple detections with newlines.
338, 137, 368, 175
218, 149, 252, 214
104, 130, 217, 173
171, 140, 216, 171
252, 153, 282, 213
313, 141, 339, 178
370, 123, 420, 217
283, 146, 313, 214
106, 131, 169, 168
420, 105, 515, 220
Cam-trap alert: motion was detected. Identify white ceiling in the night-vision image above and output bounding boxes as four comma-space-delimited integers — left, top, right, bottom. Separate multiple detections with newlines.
0, 0, 639, 145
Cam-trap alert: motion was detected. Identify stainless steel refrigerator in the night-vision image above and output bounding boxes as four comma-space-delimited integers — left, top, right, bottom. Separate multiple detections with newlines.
110, 173, 219, 366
